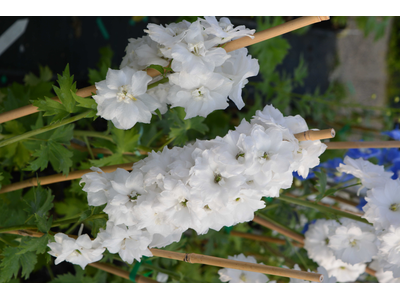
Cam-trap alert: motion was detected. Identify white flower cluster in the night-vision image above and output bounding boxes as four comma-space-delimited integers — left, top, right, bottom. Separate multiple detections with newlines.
284, 264, 337, 283
93, 16, 259, 130
218, 254, 272, 283
47, 105, 326, 267
304, 156, 400, 282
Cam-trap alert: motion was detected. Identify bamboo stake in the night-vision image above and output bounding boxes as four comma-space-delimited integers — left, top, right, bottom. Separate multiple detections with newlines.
3, 228, 322, 282
0, 17, 329, 125
252, 215, 305, 245
149, 248, 323, 282
230, 230, 303, 247
325, 141, 400, 149
89, 262, 159, 283
222, 16, 329, 52
365, 267, 377, 277
294, 128, 335, 142
0, 162, 133, 194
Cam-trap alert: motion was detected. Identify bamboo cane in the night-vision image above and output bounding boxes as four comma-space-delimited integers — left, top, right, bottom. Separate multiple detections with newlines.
0, 162, 133, 194
365, 267, 377, 277
252, 215, 305, 245
3, 228, 322, 282
149, 248, 323, 282
326, 141, 400, 149
0, 17, 329, 124
222, 16, 329, 52
294, 128, 335, 142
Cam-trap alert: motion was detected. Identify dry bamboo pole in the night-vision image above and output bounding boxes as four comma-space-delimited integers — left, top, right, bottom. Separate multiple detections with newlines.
252, 215, 305, 245
89, 262, 159, 283
0, 17, 329, 125
365, 267, 377, 277
294, 128, 335, 142
230, 230, 303, 247
3, 229, 322, 282
149, 248, 323, 282
0, 162, 133, 194
326, 141, 400, 149
222, 16, 329, 52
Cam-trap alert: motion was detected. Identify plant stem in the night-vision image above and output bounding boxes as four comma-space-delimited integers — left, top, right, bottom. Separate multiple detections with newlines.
83, 135, 95, 160
158, 136, 175, 151
277, 195, 371, 225
147, 77, 169, 90
73, 130, 114, 142
0, 111, 90, 148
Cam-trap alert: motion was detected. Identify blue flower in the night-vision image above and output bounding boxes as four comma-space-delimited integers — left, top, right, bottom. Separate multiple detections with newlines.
319, 158, 354, 183
378, 148, 400, 165
356, 197, 367, 211
345, 147, 381, 160
382, 125, 400, 140
301, 219, 316, 234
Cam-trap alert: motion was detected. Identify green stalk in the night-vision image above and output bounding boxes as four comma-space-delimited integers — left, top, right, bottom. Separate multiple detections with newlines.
0, 111, 90, 148
278, 195, 371, 225
73, 130, 114, 142
147, 77, 169, 90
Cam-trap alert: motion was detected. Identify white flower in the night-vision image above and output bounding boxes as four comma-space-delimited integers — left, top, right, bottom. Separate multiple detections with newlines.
216, 48, 259, 110
97, 222, 153, 264
304, 219, 339, 264
80, 167, 116, 206
156, 272, 169, 283
201, 16, 255, 47
320, 254, 366, 283
337, 156, 393, 191
218, 254, 269, 283
364, 179, 400, 230
93, 67, 161, 129
167, 71, 232, 119
377, 225, 400, 277
120, 36, 169, 70
328, 222, 377, 264
170, 19, 230, 74
48, 233, 105, 269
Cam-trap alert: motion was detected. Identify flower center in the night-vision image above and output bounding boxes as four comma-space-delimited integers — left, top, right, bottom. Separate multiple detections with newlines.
130, 193, 141, 201
340, 266, 346, 270
239, 274, 247, 282
325, 238, 329, 245
192, 86, 207, 101
236, 152, 245, 160
204, 205, 211, 211
390, 203, 400, 211
349, 239, 357, 247
188, 42, 204, 56
180, 199, 188, 207
235, 197, 241, 202
117, 85, 137, 103
214, 173, 222, 184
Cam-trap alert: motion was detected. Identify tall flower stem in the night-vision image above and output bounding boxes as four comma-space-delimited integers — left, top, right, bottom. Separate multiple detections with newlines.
0, 111, 90, 148
277, 195, 371, 225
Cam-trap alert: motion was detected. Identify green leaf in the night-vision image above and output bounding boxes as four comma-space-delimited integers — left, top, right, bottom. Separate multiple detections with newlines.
35, 214, 53, 233
73, 92, 97, 111
53, 64, 76, 112
31, 97, 70, 123
24, 185, 54, 218
314, 171, 327, 202
19, 251, 37, 280
0, 247, 20, 282
17, 235, 49, 255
